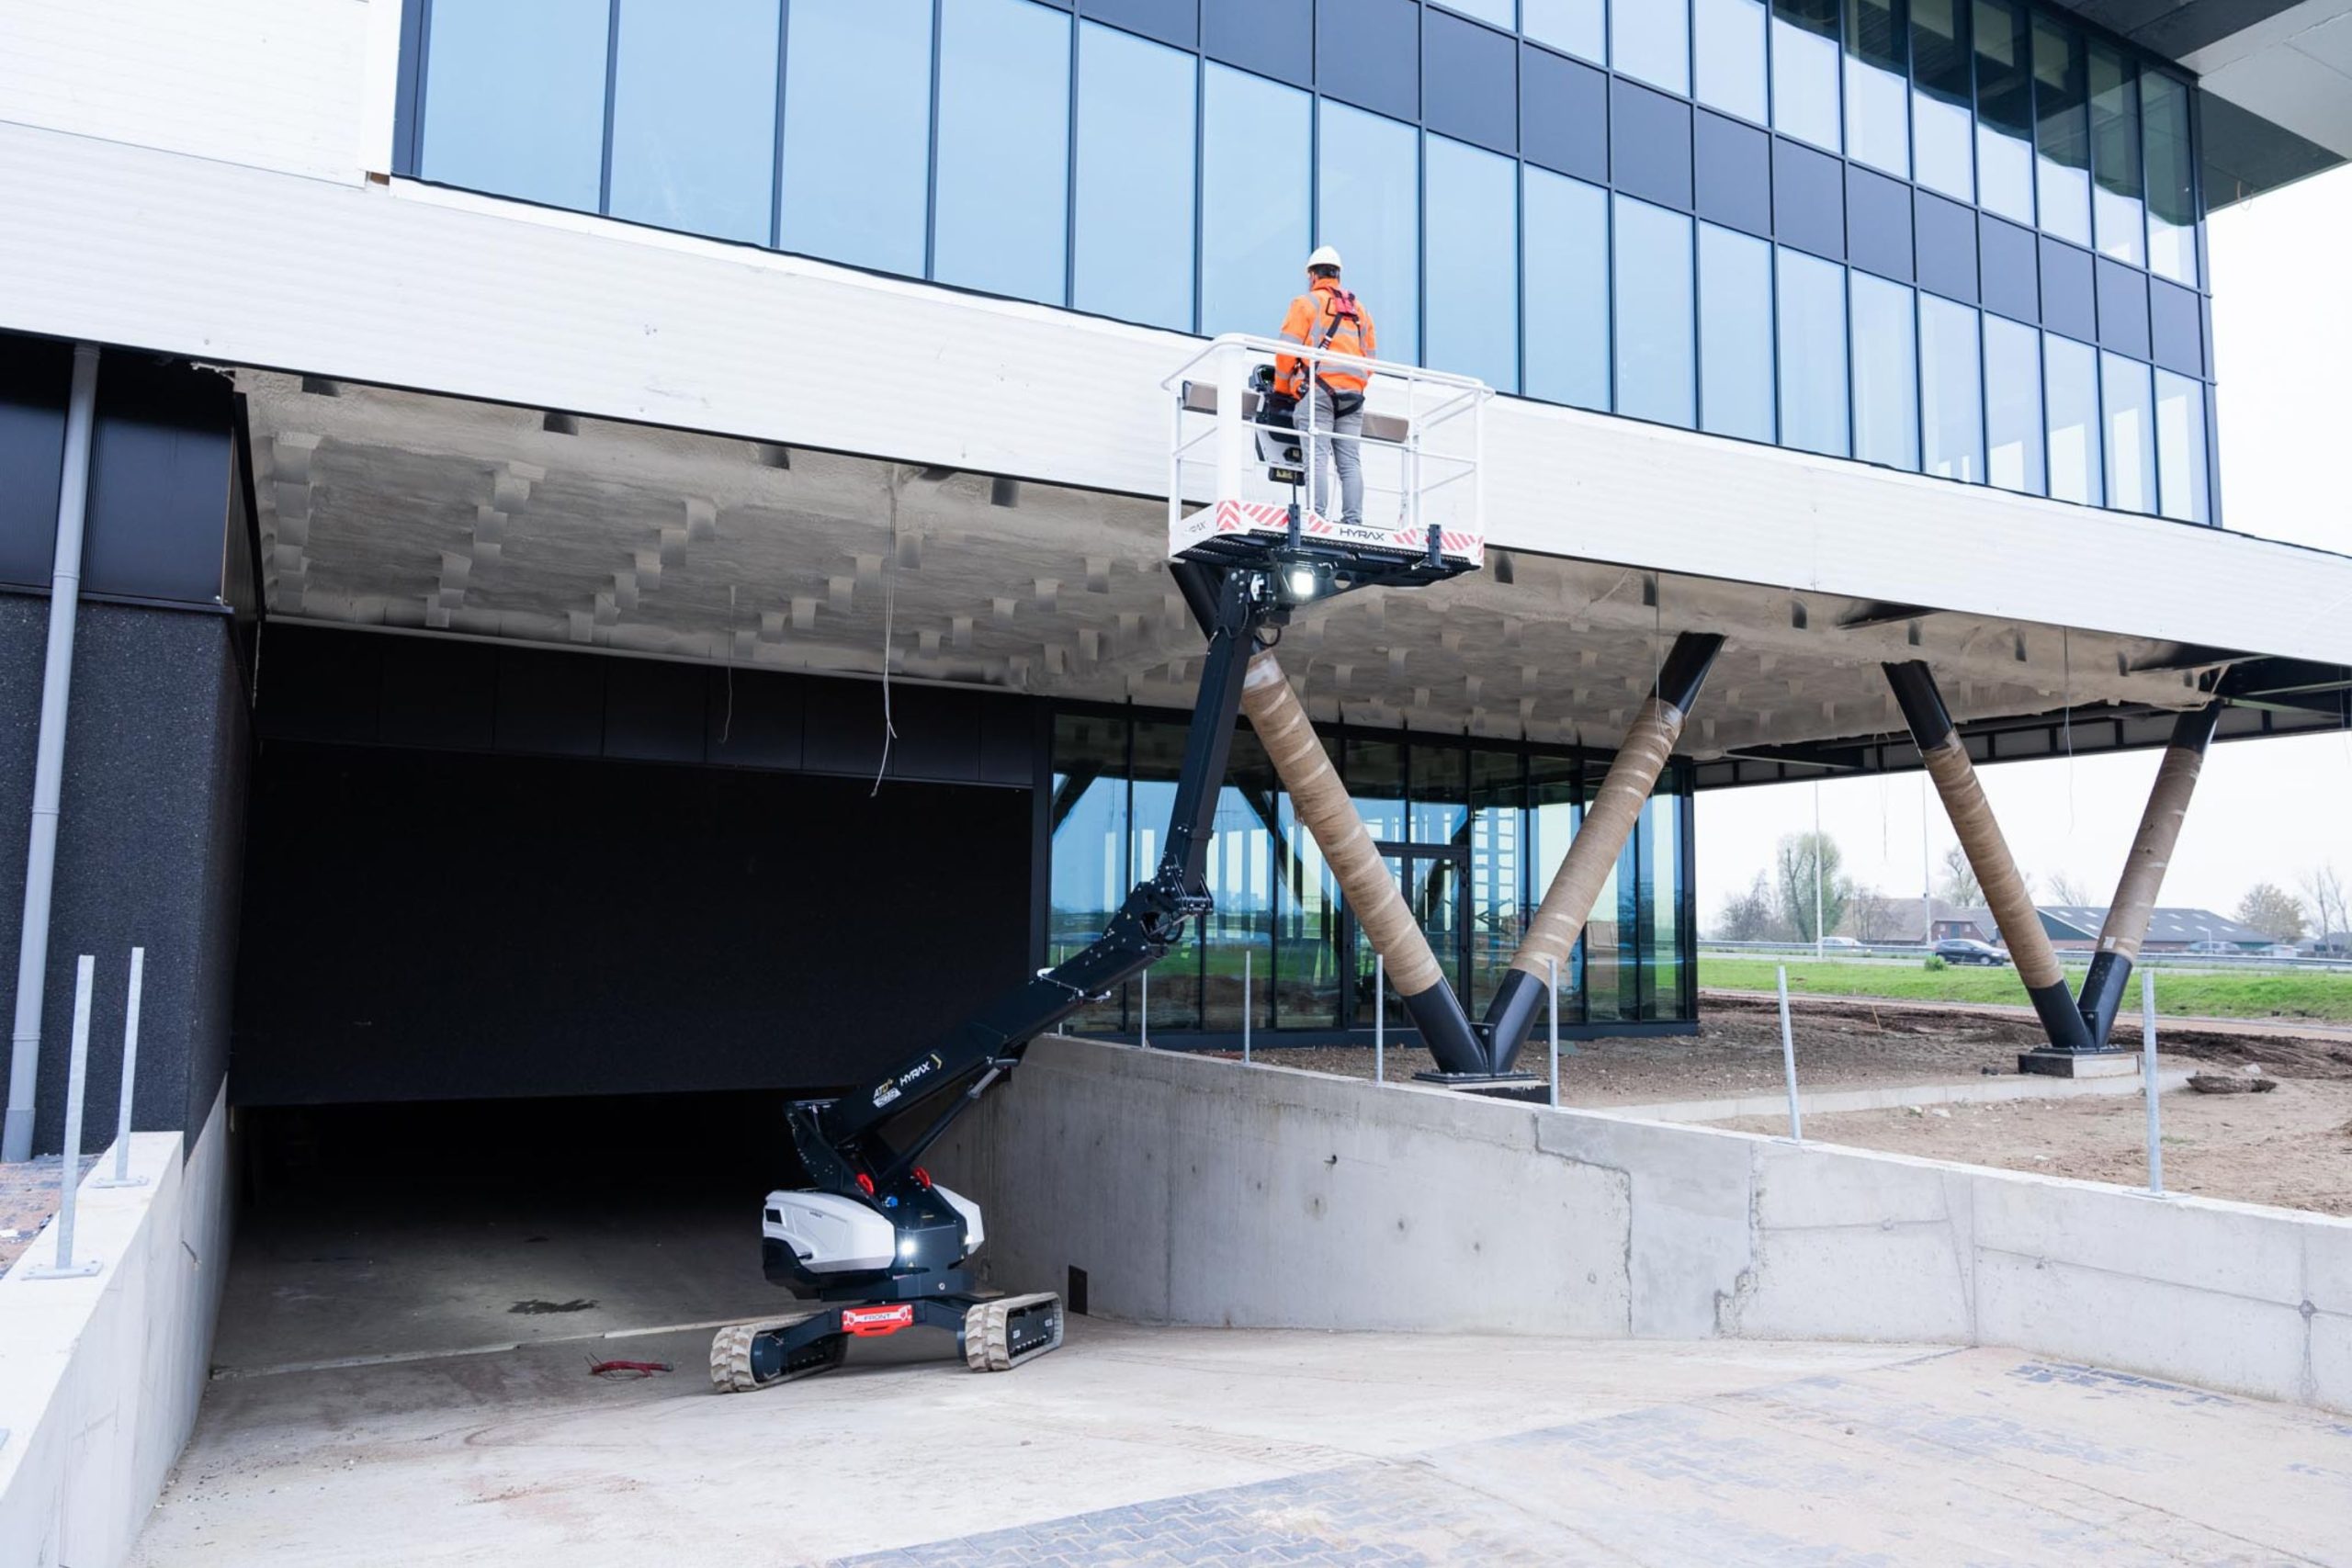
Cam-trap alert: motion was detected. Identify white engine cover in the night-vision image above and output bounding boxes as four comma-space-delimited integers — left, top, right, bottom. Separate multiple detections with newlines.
762, 1184, 984, 1272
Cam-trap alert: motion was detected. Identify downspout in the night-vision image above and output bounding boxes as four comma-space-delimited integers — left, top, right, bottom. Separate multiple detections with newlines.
4, 343, 99, 1164
2075, 703, 2222, 1046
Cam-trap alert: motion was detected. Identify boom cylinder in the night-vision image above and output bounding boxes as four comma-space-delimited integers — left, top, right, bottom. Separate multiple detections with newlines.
1238, 651, 1487, 1075
1884, 661, 2094, 1054
2076, 704, 2222, 1045
1482, 633, 1724, 1073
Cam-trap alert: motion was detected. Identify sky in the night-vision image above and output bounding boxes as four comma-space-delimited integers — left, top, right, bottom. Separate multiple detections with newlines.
1697, 164, 2352, 932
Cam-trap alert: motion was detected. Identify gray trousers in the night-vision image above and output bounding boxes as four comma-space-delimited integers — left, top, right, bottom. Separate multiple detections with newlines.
1302, 384, 1364, 525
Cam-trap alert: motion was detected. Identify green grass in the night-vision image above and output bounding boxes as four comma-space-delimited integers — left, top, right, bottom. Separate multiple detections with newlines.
1700, 956, 2352, 1024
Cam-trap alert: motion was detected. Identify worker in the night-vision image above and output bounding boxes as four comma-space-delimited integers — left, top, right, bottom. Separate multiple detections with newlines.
1274, 245, 1376, 526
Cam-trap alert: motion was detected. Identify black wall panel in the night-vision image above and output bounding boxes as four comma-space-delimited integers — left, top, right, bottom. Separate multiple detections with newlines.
2040, 237, 2098, 343
0, 337, 70, 591
82, 355, 235, 605
1772, 138, 1844, 260
1693, 110, 1771, 237
1202, 0, 1310, 84
1845, 165, 1914, 282
231, 745, 1031, 1103
1979, 214, 2040, 322
1914, 190, 1978, 303
1521, 45, 1607, 182
1317, 0, 1419, 120
1611, 80, 1692, 210
2150, 277, 2205, 377
2096, 256, 2151, 360
1422, 6, 1516, 154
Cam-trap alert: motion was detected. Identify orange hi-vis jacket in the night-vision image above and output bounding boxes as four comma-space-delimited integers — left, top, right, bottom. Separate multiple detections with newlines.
1275, 277, 1376, 398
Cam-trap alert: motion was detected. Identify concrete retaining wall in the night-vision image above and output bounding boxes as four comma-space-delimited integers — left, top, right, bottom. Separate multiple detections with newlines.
933, 1039, 2352, 1413
0, 1089, 232, 1568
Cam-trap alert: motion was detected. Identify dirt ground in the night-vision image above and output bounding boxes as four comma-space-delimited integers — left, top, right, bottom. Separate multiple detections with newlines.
1222, 995, 2352, 1215
0, 1154, 93, 1270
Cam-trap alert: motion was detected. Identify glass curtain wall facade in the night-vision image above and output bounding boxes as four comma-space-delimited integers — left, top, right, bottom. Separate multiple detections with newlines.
400, 0, 2216, 525
1047, 706, 1697, 1041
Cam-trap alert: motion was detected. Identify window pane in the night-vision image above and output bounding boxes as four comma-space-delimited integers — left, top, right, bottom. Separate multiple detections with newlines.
1426, 135, 1519, 391
2154, 369, 2210, 525
1074, 23, 1195, 331
1612, 196, 1696, 428
1844, 0, 1909, 177
2089, 44, 2144, 265
1202, 66, 1310, 339
1984, 313, 2044, 493
1973, 0, 2033, 224
935, 0, 1070, 306
1699, 222, 1774, 442
1523, 0, 1604, 62
1851, 273, 1919, 470
1442, 0, 1517, 26
1275, 734, 1342, 1029
1318, 101, 1420, 367
1777, 249, 1849, 456
1772, 0, 1842, 152
780, 0, 932, 275
2143, 73, 2198, 286
608, 0, 778, 244
1201, 733, 1276, 1034
2044, 332, 2100, 504
1133, 720, 1202, 1030
1696, 0, 1769, 123
1049, 711, 1128, 1034
1614, 0, 1690, 95
420, 0, 609, 211
2032, 15, 2090, 246
1919, 295, 1984, 481
2101, 351, 2154, 514
1911, 0, 1973, 201
1523, 168, 1611, 409
1648, 781, 1687, 1021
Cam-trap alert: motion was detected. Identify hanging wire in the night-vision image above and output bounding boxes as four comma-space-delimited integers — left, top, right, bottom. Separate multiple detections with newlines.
871, 466, 901, 797
720, 583, 737, 745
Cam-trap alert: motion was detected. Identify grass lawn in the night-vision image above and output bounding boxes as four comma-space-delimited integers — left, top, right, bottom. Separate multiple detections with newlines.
1700, 956, 2352, 1025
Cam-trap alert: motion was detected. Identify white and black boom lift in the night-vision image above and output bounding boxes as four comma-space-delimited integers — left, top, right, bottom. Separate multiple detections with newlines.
710, 491, 1481, 1393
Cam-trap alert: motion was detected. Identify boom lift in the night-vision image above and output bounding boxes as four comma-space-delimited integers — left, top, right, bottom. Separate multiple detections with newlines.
710, 338, 1489, 1391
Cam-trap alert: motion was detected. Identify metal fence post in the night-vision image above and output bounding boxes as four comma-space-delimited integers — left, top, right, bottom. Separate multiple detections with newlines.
1547, 954, 1561, 1109
95, 946, 146, 1190
1778, 964, 1803, 1143
1374, 953, 1385, 1084
27, 955, 102, 1279
2143, 967, 2164, 1197
1241, 950, 1252, 1066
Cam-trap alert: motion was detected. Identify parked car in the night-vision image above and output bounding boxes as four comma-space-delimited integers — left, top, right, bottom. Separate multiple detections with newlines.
2264, 943, 2301, 957
1820, 935, 1861, 950
2186, 940, 2236, 955
1933, 938, 2007, 966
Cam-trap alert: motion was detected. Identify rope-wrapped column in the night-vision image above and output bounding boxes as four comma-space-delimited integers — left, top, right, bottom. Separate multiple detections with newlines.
1482, 634, 1723, 1073
1239, 651, 1487, 1075
2077, 704, 2222, 1043
1885, 661, 2094, 1054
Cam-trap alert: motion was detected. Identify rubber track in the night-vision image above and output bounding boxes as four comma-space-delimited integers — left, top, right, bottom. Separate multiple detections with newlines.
964, 1292, 1065, 1372
707, 1311, 825, 1394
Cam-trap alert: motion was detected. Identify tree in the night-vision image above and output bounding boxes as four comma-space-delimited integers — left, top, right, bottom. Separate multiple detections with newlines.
1847, 886, 1901, 942
1937, 842, 1983, 908
1716, 871, 1787, 942
2302, 863, 2349, 953
2046, 869, 2093, 908
1775, 832, 1850, 945
2236, 882, 2306, 942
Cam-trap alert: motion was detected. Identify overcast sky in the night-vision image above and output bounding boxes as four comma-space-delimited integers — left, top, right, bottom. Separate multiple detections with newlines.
1697, 164, 2352, 930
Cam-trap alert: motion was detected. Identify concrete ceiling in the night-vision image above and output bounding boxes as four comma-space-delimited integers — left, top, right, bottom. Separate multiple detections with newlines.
239, 372, 2230, 762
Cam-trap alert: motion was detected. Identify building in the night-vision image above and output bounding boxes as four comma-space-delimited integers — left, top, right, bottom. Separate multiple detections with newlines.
6, 0, 2352, 1170
2036, 905, 2275, 951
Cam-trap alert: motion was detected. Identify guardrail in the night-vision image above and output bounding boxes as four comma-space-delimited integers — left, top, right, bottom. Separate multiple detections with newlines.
1699, 940, 2352, 973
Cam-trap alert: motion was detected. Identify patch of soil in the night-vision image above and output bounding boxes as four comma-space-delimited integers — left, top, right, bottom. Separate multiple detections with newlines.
0, 1155, 96, 1271
1719, 1079, 2352, 1216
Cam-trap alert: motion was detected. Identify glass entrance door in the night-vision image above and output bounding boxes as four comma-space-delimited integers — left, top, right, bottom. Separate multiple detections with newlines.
1345, 844, 1469, 1027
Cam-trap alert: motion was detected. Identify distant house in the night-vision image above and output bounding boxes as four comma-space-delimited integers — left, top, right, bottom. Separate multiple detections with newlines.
2301, 931, 2352, 958
1838, 898, 1993, 945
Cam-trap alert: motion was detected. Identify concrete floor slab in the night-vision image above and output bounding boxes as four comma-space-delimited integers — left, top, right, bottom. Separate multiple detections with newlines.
132, 1322, 2352, 1566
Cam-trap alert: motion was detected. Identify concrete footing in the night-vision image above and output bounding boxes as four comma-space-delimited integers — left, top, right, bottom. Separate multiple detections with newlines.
2018, 1049, 2142, 1078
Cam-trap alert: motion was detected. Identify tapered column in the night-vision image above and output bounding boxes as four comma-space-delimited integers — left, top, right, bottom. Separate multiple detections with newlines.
2077, 704, 2222, 1044
1482, 634, 1723, 1073
1238, 651, 1486, 1075
1884, 661, 2094, 1054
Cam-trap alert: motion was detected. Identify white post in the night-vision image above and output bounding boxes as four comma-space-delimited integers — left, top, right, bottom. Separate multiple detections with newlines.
1547, 954, 1561, 1110
1778, 964, 1802, 1143
1241, 949, 1252, 1065
1374, 953, 1385, 1084
1213, 340, 1248, 505
2142, 967, 2163, 1197
1138, 967, 1150, 1050
95, 946, 146, 1188
28, 956, 102, 1279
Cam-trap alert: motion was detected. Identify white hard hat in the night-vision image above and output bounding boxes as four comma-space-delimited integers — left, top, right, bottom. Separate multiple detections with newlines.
1306, 245, 1343, 273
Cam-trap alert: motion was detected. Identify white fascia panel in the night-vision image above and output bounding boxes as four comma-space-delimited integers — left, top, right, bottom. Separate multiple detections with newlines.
4, 119, 2350, 671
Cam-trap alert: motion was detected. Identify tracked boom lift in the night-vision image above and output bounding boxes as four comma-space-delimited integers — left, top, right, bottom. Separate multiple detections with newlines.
712, 337, 1489, 1391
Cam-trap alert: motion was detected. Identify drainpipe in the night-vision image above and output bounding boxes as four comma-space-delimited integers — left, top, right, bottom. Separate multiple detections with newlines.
4, 343, 99, 1164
